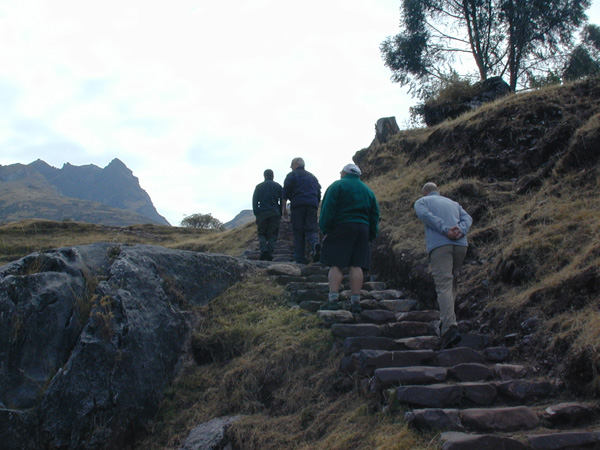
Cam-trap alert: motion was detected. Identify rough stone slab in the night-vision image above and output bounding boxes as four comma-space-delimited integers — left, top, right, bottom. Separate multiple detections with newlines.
396, 383, 462, 408
340, 289, 372, 300
360, 299, 382, 310
497, 380, 553, 401
544, 402, 597, 426
526, 431, 599, 450
370, 289, 403, 300
441, 432, 528, 450
494, 364, 528, 380
459, 333, 491, 350
342, 336, 399, 355
360, 309, 397, 324
397, 310, 440, 322
300, 265, 329, 276
462, 382, 497, 406
358, 349, 436, 375
450, 363, 495, 382
286, 281, 318, 291
317, 310, 354, 325
298, 301, 321, 313
437, 347, 486, 367
372, 366, 448, 390
362, 281, 387, 291
331, 323, 382, 338
306, 275, 328, 282
339, 354, 359, 373
289, 289, 328, 302
384, 321, 434, 338
180, 416, 240, 450
267, 264, 301, 277
274, 275, 305, 285
395, 336, 440, 350
484, 347, 511, 362
460, 406, 540, 432
380, 299, 417, 312
406, 408, 463, 431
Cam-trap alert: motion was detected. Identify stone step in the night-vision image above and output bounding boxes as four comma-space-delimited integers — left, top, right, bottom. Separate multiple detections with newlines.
396, 310, 440, 322
342, 347, 516, 377
373, 365, 542, 393
372, 366, 449, 391
342, 335, 441, 355
525, 431, 600, 450
341, 349, 437, 376
379, 299, 418, 312
393, 380, 555, 409
440, 431, 528, 450
406, 405, 540, 432
362, 281, 387, 291
359, 309, 398, 324
331, 321, 436, 339
289, 289, 328, 303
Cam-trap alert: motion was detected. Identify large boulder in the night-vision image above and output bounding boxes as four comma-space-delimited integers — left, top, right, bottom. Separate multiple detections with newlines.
0, 243, 256, 449
419, 76, 511, 126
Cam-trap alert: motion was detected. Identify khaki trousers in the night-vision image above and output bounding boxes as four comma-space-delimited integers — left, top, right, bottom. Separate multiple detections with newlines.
429, 244, 468, 336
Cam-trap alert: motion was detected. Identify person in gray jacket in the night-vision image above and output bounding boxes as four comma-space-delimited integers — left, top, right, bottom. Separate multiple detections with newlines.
414, 182, 473, 350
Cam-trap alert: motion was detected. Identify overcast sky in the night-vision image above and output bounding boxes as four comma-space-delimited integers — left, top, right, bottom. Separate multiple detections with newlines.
1, 0, 599, 226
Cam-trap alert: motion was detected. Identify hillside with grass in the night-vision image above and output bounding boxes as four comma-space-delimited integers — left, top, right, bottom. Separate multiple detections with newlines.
2, 77, 600, 450
357, 77, 600, 393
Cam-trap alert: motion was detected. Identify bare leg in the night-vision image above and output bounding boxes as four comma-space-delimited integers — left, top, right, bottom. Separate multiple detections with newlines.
328, 266, 343, 293
349, 266, 363, 295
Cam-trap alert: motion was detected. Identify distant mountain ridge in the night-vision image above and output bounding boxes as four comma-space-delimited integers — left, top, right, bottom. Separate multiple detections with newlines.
224, 209, 254, 230
0, 159, 170, 226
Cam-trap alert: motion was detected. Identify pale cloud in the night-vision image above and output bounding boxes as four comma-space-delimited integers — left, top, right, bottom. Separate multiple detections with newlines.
5, 0, 594, 227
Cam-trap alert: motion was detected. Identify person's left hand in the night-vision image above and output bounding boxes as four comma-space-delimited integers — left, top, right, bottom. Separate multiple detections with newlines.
448, 226, 463, 240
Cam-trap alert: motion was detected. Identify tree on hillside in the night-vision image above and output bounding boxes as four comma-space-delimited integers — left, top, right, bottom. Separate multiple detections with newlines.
381, 0, 590, 97
563, 24, 600, 80
180, 213, 225, 230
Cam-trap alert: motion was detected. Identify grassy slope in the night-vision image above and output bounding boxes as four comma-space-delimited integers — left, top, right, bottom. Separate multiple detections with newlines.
0, 219, 257, 265
135, 275, 432, 450
356, 77, 600, 392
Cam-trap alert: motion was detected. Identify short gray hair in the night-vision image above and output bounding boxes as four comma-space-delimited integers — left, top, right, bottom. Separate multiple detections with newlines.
422, 182, 438, 195
291, 157, 305, 167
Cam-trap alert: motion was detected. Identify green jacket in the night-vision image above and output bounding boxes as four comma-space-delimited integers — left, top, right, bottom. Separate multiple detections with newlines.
319, 174, 379, 240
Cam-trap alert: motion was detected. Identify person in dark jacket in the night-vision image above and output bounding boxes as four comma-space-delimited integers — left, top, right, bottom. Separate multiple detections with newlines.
282, 157, 321, 264
252, 169, 283, 261
319, 163, 379, 313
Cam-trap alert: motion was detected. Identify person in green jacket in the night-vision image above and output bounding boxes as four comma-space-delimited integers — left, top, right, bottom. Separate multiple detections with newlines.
319, 163, 380, 313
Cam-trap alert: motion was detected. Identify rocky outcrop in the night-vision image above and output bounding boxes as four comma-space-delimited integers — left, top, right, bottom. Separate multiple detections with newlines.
0, 243, 257, 450
419, 76, 511, 126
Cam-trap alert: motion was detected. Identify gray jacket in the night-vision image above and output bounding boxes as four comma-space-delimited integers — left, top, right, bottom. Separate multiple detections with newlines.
414, 192, 472, 253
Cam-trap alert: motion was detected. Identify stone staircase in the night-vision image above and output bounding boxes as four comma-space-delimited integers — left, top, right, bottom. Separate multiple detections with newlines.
241, 227, 600, 449
263, 262, 600, 450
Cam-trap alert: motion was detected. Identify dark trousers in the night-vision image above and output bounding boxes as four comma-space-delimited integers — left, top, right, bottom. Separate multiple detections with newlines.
290, 205, 318, 263
256, 211, 281, 260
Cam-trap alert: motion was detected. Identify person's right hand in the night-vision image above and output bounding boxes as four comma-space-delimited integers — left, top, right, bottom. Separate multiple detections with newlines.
447, 226, 463, 240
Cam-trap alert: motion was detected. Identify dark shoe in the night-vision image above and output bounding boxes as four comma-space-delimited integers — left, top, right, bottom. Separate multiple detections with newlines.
440, 325, 461, 350
350, 301, 362, 314
313, 243, 321, 263
319, 301, 341, 311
